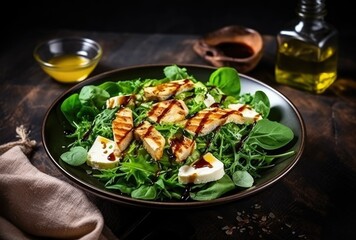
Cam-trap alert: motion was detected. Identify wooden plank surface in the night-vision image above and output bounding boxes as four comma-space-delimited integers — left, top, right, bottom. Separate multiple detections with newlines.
1, 29, 355, 240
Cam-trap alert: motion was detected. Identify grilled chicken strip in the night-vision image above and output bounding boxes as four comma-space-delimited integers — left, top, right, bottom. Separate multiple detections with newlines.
228, 103, 262, 123
147, 99, 189, 124
106, 94, 136, 109
112, 107, 134, 156
134, 121, 166, 161
169, 135, 196, 162
184, 107, 259, 137
144, 79, 195, 101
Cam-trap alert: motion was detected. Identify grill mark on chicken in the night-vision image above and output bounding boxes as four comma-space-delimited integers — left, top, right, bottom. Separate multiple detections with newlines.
169, 135, 196, 162
237, 104, 262, 122
144, 79, 195, 101
185, 107, 258, 137
106, 94, 136, 109
135, 121, 166, 161
112, 108, 134, 156
147, 99, 188, 124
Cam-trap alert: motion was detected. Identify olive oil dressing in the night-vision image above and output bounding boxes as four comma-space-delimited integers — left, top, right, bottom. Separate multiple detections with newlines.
275, 0, 338, 94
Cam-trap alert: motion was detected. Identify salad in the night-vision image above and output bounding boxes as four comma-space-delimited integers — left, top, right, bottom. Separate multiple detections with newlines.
59, 65, 295, 202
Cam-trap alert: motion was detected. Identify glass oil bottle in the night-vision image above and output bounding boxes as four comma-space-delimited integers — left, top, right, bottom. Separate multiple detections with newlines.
275, 0, 338, 94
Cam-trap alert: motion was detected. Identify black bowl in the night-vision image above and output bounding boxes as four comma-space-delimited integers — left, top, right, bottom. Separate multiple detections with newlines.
42, 64, 306, 209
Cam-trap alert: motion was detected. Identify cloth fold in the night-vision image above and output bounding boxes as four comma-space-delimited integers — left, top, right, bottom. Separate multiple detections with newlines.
0, 126, 118, 240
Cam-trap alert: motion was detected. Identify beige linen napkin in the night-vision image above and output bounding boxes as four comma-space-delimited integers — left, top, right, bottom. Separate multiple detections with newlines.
0, 125, 118, 240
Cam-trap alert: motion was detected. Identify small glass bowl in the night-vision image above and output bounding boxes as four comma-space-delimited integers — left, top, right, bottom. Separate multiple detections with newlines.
34, 37, 103, 83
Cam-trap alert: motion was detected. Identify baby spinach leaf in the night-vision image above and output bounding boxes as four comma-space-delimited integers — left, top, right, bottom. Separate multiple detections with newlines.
190, 174, 235, 201
76, 105, 99, 121
252, 90, 270, 118
246, 119, 294, 150
79, 85, 110, 110
98, 81, 121, 96
232, 170, 254, 188
106, 181, 134, 195
208, 67, 241, 98
131, 185, 157, 200
116, 79, 143, 94
164, 64, 189, 80
60, 146, 87, 166
60, 93, 82, 126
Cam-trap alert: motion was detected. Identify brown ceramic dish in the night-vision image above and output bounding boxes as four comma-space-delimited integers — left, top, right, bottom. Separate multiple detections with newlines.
193, 25, 264, 73
42, 64, 305, 209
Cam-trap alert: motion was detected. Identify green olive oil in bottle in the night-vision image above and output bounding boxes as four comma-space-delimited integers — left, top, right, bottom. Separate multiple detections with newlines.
275, 0, 338, 94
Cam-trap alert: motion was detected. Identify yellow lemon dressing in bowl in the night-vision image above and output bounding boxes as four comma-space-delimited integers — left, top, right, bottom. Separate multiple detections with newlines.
45, 54, 97, 82
34, 37, 102, 83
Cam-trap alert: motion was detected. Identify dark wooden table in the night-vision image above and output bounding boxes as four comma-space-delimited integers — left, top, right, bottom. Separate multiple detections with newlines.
1, 29, 355, 240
